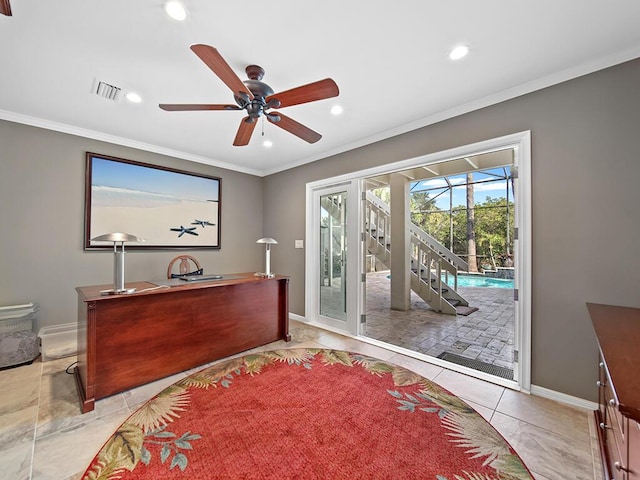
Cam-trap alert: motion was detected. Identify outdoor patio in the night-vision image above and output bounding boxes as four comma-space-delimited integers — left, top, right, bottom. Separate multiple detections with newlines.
364, 270, 515, 378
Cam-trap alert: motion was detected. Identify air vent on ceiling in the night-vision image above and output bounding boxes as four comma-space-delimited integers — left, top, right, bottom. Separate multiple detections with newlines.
94, 80, 122, 101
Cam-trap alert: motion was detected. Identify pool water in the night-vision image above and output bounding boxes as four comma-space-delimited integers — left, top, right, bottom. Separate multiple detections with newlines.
444, 274, 514, 289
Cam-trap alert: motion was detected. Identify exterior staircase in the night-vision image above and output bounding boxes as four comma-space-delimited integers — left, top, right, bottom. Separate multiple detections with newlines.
365, 192, 471, 315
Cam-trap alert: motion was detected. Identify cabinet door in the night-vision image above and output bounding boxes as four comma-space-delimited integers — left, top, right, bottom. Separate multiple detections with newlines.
628, 420, 640, 479
598, 360, 608, 421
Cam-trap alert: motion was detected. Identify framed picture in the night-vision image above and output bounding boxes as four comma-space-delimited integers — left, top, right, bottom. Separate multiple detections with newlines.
85, 152, 221, 249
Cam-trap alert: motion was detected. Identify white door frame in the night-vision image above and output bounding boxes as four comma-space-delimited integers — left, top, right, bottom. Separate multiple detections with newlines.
305, 181, 362, 335
305, 131, 531, 393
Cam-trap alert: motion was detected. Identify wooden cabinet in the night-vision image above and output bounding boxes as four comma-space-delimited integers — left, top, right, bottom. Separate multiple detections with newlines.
588, 303, 640, 480
74, 274, 290, 413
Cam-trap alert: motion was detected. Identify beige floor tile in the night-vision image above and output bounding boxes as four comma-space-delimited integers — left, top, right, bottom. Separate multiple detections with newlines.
491, 411, 594, 480
35, 357, 130, 440
465, 398, 494, 422
31, 407, 132, 480
387, 352, 445, 380
433, 368, 505, 409
497, 388, 592, 444
1, 358, 42, 384
532, 472, 553, 480
121, 370, 187, 410
0, 403, 38, 480
64, 474, 83, 480
0, 404, 38, 441
0, 370, 40, 415
40, 356, 76, 376
315, 333, 397, 360
0, 439, 33, 480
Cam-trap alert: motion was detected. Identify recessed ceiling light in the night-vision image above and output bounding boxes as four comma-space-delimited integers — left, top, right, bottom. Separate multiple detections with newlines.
331, 105, 343, 115
165, 1, 187, 21
263, 140, 273, 148
125, 92, 142, 103
449, 45, 469, 60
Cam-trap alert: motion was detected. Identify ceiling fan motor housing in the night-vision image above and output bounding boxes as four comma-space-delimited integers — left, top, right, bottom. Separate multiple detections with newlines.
236, 68, 277, 119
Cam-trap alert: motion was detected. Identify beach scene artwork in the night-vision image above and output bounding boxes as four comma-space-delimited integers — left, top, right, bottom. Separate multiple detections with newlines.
87, 155, 220, 248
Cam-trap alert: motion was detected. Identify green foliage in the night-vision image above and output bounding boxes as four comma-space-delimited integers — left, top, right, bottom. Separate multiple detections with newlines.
142, 426, 201, 472
412, 193, 514, 265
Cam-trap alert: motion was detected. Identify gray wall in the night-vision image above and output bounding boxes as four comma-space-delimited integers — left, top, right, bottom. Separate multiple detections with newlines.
2, 58, 638, 401
0, 121, 265, 330
264, 58, 640, 401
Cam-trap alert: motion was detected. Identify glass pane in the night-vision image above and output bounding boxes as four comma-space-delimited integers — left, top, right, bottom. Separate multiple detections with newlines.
320, 191, 347, 320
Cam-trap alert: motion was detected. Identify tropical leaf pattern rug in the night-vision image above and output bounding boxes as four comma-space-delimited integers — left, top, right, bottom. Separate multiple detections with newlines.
82, 348, 533, 479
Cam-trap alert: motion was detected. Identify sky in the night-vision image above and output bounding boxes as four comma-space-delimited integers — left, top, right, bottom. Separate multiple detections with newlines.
411, 167, 513, 210
90, 155, 219, 202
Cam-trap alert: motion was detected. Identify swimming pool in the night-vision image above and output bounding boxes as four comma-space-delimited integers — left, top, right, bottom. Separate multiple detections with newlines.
444, 274, 514, 289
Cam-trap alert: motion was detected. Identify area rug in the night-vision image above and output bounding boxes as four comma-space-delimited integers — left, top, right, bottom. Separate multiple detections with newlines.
81, 348, 533, 480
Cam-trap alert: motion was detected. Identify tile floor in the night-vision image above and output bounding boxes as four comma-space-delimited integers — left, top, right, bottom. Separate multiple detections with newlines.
365, 270, 515, 370
1, 320, 602, 480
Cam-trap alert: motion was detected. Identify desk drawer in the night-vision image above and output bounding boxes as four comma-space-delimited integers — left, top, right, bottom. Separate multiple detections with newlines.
604, 419, 626, 480
604, 379, 626, 444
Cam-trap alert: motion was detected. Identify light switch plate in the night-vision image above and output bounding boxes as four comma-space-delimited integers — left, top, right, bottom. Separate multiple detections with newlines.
295, 240, 304, 249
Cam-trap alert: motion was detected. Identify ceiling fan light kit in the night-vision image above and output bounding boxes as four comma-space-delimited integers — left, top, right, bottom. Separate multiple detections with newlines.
159, 44, 339, 146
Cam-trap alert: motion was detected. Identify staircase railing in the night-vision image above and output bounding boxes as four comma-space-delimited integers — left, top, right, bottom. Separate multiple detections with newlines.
366, 192, 469, 272
410, 235, 465, 315
365, 196, 391, 265
366, 192, 469, 314
328, 191, 469, 314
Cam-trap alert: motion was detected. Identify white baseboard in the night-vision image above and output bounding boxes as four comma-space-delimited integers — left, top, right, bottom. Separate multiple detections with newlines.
287, 312, 599, 411
529, 385, 598, 411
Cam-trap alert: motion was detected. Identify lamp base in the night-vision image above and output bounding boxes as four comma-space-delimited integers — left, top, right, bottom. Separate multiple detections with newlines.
254, 272, 275, 278
100, 288, 137, 296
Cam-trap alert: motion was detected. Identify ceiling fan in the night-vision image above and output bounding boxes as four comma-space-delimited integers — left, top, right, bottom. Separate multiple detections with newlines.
0, 0, 12, 16
159, 44, 339, 146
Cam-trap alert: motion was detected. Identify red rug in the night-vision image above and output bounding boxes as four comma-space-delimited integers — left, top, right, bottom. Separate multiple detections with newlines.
81, 349, 533, 479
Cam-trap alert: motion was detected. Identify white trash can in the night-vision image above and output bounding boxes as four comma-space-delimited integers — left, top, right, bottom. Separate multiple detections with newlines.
38, 323, 78, 362
0, 302, 40, 369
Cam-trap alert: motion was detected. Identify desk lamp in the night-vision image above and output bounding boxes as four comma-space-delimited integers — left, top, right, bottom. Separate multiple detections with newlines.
255, 237, 277, 278
91, 232, 143, 295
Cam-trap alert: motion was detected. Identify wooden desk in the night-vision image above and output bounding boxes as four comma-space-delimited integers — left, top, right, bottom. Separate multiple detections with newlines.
588, 303, 640, 480
74, 273, 290, 413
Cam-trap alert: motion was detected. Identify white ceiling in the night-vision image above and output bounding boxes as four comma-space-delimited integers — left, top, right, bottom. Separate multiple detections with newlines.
1, 1, 639, 176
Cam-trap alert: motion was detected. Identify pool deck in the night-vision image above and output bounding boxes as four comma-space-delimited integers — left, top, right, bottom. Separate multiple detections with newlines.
364, 270, 514, 372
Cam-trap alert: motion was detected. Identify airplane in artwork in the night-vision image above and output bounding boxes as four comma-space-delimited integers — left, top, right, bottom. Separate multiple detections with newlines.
191, 219, 215, 228
170, 225, 199, 237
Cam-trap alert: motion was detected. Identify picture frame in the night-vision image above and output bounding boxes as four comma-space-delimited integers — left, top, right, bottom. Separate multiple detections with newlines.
84, 152, 221, 249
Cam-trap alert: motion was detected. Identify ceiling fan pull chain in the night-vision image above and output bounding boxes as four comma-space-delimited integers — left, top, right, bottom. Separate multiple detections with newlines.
261, 116, 265, 136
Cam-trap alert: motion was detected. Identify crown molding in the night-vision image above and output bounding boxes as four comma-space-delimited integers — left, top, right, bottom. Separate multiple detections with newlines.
2, 46, 639, 178
0, 109, 263, 176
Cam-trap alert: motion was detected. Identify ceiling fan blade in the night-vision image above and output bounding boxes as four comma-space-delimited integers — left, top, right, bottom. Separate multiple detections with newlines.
266, 78, 339, 109
0, 0, 12, 16
159, 104, 240, 111
268, 112, 322, 143
233, 117, 257, 146
190, 44, 253, 100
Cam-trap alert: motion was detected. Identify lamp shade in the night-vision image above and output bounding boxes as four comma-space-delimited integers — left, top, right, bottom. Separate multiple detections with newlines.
91, 232, 144, 243
256, 237, 278, 245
